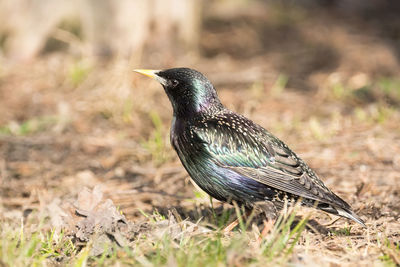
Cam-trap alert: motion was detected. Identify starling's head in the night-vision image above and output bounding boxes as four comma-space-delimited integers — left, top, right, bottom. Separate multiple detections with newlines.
134, 68, 222, 117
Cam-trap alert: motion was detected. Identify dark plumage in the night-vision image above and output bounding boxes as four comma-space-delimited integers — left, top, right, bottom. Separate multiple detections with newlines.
134, 67, 366, 227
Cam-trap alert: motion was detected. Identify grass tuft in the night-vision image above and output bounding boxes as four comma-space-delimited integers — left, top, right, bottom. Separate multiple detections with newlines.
68, 60, 92, 87
0, 206, 311, 267
0, 116, 60, 136
261, 205, 309, 263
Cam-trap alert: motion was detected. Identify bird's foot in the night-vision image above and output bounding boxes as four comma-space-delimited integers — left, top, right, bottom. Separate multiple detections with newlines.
223, 209, 253, 234
223, 218, 240, 235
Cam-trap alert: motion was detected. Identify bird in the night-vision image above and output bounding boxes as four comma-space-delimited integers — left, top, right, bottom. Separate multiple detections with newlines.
134, 67, 366, 228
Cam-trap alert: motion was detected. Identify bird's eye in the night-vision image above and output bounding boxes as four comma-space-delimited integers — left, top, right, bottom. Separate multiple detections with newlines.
171, 79, 179, 87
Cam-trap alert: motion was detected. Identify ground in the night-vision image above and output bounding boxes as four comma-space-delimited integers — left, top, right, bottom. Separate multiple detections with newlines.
1, 2, 400, 266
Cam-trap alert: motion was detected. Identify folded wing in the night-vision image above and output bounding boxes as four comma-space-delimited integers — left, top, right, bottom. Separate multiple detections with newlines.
192, 114, 350, 210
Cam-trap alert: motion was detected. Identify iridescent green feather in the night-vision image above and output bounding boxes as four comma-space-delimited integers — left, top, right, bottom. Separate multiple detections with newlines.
192, 111, 351, 208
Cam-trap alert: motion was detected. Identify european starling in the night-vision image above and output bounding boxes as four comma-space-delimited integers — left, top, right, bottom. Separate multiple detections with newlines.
134, 68, 366, 227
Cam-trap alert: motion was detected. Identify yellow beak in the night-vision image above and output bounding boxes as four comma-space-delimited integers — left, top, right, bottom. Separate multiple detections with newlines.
133, 69, 160, 79
134, 69, 167, 85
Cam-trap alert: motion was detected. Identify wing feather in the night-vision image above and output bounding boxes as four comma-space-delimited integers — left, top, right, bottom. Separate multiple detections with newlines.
193, 113, 350, 209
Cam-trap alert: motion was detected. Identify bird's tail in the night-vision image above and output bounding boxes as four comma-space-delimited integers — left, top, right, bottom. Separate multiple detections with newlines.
318, 203, 366, 228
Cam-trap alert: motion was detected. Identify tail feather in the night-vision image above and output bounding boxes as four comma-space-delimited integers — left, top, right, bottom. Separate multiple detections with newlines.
335, 207, 366, 228
318, 203, 366, 228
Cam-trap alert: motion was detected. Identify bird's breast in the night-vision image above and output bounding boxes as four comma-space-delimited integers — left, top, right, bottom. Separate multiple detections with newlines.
170, 116, 186, 151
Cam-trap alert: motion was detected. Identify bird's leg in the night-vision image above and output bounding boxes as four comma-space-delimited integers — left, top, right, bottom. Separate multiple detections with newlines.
260, 219, 275, 237
254, 218, 276, 244
255, 202, 280, 242
223, 219, 240, 234
223, 209, 252, 234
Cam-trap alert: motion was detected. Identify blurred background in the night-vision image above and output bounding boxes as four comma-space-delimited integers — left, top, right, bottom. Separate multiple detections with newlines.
1, 0, 400, 241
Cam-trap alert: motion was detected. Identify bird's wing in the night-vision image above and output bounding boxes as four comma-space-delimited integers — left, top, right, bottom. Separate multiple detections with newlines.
192, 116, 350, 208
